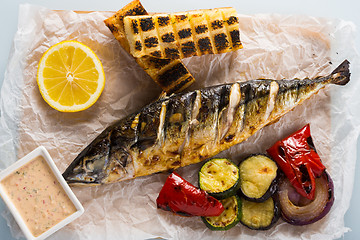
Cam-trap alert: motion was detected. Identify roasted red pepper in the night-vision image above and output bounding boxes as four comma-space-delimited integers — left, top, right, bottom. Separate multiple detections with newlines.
267, 124, 325, 200
156, 172, 224, 217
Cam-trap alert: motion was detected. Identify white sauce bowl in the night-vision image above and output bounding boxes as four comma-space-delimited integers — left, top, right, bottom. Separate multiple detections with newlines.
0, 146, 84, 240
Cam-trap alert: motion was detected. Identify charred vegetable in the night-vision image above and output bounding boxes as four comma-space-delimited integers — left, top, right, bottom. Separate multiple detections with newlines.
278, 171, 334, 225
267, 124, 326, 200
202, 195, 241, 231
156, 172, 224, 217
199, 158, 240, 199
239, 196, 280, 230
238, 155, 278, 202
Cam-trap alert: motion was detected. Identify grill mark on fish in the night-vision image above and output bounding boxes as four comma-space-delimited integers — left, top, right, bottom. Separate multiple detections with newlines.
163, 92, 195, 157
215, 85, 232, 143
268, 80, 299, 120
183, 87, 223, 161
63, 60, 350, 185
178, 90, 201, 157
156, 101, 168, 145
219, 83, 241, 140
135, 103, 160, 151
263, 81, 279, 121
245, 81, 272, 133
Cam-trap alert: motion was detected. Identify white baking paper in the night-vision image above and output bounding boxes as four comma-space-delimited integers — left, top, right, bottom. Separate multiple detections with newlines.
1, 3, 360, 240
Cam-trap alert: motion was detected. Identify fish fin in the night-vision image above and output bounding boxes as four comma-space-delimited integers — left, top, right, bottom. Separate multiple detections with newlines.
331, 60, 350, 85
158, 91, 168, 100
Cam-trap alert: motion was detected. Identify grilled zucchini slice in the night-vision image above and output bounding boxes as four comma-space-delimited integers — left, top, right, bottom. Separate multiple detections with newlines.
202, 195, 241, 231
199, 158, 240, 199
240, 196, 280, 230
238, 155, 278, 202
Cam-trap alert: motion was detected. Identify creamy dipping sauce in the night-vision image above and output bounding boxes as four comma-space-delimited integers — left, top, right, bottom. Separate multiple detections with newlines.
1, 156, 76, 237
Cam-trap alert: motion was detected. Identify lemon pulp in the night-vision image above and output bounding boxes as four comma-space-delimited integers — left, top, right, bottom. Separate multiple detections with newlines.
37, 41, 105, 112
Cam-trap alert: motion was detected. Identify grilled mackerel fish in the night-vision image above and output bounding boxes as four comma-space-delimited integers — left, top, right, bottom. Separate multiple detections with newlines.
104, 0, 195, 93
124, 7, 242, 59
63, 60, 350, 186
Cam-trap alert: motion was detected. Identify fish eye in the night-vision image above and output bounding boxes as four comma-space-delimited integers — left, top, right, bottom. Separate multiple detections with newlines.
85, 159, 95, 171
119, 154, 128, 167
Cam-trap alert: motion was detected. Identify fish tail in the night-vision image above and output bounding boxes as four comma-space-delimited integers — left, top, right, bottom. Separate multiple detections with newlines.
330, 60, 350, 85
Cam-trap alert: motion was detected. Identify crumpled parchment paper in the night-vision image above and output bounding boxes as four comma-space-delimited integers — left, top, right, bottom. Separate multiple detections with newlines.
1, 3, 360, 240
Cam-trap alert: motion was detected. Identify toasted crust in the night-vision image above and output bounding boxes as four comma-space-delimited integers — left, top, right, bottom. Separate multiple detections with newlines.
123, 7, 242, 59
104, 0, 147, 52
104, 0, 195, 93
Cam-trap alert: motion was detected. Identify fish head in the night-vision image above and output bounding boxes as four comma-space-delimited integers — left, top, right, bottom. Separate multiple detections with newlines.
63, 130, 135, 186
62, 136, 111, 186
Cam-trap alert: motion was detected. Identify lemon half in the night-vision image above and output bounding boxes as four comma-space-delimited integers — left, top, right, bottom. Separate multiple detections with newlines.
37, 40, 105, 112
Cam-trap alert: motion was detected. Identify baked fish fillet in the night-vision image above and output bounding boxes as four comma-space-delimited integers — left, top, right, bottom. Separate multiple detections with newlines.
123, 7, 242, 59
104, 0, 195, 93
63, 60, 350, 186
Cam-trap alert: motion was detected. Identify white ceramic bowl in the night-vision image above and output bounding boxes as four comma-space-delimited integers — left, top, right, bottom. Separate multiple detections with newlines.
0, 146, 84, 240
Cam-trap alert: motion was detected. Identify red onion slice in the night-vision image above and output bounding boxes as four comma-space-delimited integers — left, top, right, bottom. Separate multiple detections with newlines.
278, 171, 334, 225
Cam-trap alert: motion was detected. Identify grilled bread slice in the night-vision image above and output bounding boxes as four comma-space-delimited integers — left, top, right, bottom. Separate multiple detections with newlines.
104, 0, 195, 93
123, 7, 242, 59
104, 0, 147, 53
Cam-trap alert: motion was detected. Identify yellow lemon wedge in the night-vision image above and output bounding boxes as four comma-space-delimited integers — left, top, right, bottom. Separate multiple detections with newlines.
37, 40, 105, 112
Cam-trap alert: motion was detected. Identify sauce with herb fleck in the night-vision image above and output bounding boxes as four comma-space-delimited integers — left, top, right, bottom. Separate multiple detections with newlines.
1, 156, 76, 237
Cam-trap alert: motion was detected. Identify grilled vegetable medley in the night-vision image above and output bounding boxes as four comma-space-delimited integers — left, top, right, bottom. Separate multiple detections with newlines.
17, 0, 351, 236
156, 124, 335, 231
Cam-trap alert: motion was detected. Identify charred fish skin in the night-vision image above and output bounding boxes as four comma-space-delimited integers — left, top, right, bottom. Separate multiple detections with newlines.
177, 85, 230, 167
63, 60, 350, 186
